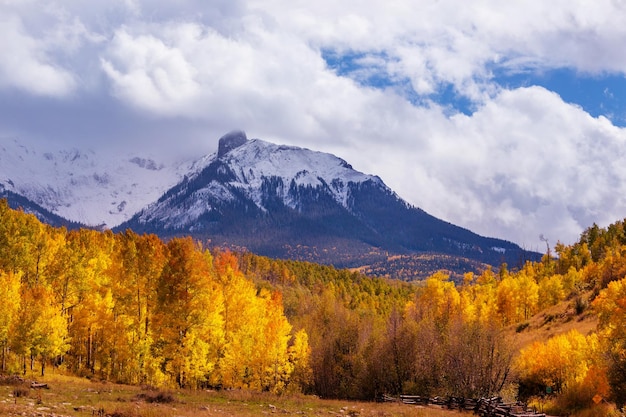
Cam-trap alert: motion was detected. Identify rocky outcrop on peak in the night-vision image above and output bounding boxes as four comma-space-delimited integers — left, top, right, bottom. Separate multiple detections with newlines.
217, 130, 248, 157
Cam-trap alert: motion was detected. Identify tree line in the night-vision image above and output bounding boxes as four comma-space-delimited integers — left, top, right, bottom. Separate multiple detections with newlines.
3, 198, 626, 414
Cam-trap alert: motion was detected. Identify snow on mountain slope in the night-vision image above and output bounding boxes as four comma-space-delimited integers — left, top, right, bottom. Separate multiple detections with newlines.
0, 131, 383, 229
2, 132, 538, 272
0, 138, 202, 227
218, 134, 385, 211
131, 131, 392, 229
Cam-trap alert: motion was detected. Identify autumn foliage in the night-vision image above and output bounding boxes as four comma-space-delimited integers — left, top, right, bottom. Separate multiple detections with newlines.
3, 198, 626, 414
0, 200, 307, 392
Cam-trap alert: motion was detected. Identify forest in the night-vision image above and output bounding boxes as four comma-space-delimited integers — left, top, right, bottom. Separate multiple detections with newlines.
2, 198, 626, 415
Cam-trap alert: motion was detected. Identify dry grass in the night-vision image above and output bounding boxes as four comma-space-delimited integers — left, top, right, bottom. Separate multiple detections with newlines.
0, 373, 464, 417
505, 291, 598, 352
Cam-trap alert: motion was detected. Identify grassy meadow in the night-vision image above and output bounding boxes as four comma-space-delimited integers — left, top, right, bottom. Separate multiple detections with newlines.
0, 374, 462, 417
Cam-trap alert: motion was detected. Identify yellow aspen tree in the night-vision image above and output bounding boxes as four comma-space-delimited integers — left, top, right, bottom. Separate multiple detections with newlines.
467, 271, 499, 326
458, 273, 479, 323
89, 288, 116, 378
516, 271, 539, 321
12, 285, 69, 376
0, 271, 22, 372
594, 276, 626, 341
496, 276, 517, 325
538, 274, 565, 309
593, 276, 626, 406
154, 238, 225, 388
516, 330, 599, 395
259, 291, 293, 393
557, 266, 585, 296
412, 272, 460, 330
105, 231, 157, 384
599, 246, 626, 287
134, 233, 167, 385
0, 204, 60, 289
287, 329, 312, 393
0, 201, 40, 277
113, 231, 167, 384
60, 229, 114, 376
67, 281, 108, 376
216, 261, 263, 389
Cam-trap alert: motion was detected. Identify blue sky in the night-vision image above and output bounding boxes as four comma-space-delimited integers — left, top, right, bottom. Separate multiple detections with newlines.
1, 0, 626, 249
323, 49, 476, 115
496, 69, 626, 126
324, 50, 626, 125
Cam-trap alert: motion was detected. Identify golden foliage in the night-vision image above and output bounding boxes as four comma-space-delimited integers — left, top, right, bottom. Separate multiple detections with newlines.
0, 200, 309, 391
5, 199, 626, 412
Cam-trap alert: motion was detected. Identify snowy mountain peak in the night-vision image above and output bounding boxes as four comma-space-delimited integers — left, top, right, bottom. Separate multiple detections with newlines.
120, 132, 535, 271
216, 137, 385, 212
1, 133, 537, 272
0, 134, 383, 229
125, 135, 391, 233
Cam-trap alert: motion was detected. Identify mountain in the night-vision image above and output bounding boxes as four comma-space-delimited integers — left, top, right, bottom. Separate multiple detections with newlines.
0, 132, 539, 275
0, 138, 196, 228
0, 189, 83, 229
117, 131, 539, 271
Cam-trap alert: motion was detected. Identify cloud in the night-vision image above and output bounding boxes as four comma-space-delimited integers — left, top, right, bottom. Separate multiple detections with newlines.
250, 1, 626, 101
0, 13, 76, 96
337, 86, 626, 248
98, 18, 362, 141
101, 27, 201, 115
2, 0, 626, 249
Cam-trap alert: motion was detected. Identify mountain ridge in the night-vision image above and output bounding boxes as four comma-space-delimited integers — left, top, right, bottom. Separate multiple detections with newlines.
117, 131, 539, 271
1, 132, 540, 275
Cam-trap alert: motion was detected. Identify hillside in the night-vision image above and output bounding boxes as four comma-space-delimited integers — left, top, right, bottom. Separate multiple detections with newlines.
506, 290, 598, 351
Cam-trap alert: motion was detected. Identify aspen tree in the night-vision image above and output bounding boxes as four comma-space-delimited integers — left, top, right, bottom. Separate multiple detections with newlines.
12, 285, 68, 376
154, 238, 224, 388
594, 277, 626, 406
0, 271, 21, 372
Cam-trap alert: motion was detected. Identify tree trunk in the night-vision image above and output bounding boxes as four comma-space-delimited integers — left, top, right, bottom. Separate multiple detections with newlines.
87, 328, 93, 373
41, 356, 45, 377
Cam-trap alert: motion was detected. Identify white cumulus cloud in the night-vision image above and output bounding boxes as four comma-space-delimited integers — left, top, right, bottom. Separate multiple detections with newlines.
0, 13, 76, 96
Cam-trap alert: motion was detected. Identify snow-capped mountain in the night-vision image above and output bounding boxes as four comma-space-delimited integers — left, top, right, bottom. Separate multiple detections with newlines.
119, 131, 538, 268
125, 131, 387, 230
0, 138, 201, 228
1, 131, 538, 271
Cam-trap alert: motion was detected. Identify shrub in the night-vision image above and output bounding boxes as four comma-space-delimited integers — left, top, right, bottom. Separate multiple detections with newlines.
12, 387, 29, 398
134, 391, 175, 403
573, 296, 587, 315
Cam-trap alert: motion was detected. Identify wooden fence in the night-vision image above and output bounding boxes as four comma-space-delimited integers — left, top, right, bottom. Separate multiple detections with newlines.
380, 394, 547, 417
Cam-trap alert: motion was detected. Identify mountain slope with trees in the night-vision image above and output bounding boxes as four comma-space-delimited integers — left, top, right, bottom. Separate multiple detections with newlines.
118, 131, 538, 273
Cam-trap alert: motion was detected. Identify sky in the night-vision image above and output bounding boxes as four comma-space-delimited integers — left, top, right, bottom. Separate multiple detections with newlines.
2, 0, 626, 251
